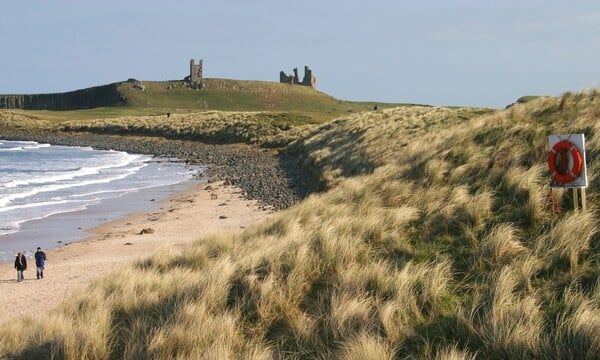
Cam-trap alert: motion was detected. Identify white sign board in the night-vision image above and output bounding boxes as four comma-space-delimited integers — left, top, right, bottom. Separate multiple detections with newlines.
548, 134, 588, 188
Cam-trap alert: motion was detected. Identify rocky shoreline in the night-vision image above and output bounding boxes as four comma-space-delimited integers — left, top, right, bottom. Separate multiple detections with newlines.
0, 129, 320, 210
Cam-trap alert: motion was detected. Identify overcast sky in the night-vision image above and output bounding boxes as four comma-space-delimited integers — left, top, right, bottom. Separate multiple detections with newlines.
1, 1, 599, 108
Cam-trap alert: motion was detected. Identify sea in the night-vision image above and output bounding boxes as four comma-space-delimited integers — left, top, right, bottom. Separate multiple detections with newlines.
0, 139, 205, 263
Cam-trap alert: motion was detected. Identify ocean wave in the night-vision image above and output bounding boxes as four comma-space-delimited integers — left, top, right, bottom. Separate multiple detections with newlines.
0, 146, 24, 152
0, 164, 146, 208
0, 140, 45, 152
0, 197, 93, 213
23, 143, 51, 149
1, 154, 147, 188
0, 167, 82, 173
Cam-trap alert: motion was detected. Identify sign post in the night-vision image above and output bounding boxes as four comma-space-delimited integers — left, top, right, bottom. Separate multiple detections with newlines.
547, 134, 587, 211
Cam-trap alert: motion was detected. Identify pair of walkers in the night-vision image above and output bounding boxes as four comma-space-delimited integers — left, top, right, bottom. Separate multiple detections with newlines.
14, 247, 46, 282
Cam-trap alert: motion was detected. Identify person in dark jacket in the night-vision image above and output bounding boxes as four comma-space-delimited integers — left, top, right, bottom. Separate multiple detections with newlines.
35, 247, 47, 279
14, 252, 27, 282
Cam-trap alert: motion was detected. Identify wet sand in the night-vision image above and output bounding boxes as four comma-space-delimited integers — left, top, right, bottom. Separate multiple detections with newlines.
0, 181, 273, 324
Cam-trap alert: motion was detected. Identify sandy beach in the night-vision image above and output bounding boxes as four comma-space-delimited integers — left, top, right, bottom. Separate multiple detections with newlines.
0, 181, 273, 324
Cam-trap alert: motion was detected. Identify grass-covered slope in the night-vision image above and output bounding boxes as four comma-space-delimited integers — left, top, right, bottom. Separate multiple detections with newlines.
119, 79, 384, 120
0, 109, 317, 148
3, 92, 600, 358
1, 78, 406, 124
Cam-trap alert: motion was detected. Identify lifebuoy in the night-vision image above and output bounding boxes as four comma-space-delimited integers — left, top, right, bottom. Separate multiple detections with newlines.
547, 140, 583, 183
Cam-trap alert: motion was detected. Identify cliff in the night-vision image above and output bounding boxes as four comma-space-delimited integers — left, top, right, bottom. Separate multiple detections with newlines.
0, 83, 126, 110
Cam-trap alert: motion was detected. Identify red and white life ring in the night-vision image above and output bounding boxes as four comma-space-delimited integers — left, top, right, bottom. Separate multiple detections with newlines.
547, 140, 583, 184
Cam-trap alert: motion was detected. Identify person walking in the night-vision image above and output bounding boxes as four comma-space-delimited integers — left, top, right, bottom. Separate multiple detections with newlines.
14, 252, 27, 282
35, 247, 47, 279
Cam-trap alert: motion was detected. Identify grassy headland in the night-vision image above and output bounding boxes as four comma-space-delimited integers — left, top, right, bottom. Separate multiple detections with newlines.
2, 85, 600, 358
1, 78, 407, 124
0, 78, 411, 148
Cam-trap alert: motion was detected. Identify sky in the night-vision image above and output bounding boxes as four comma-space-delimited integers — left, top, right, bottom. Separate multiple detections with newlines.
1, 1, 600, 109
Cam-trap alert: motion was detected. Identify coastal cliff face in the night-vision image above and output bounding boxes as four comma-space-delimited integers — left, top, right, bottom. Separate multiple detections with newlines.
0, 83, 126, 110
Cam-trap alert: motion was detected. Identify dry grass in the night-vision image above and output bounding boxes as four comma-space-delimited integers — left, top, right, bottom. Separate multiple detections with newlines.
0, 109, 315, 147
0, 110, 58, 130
535, 211, 598, 272
59, 111, 317, 147
3, 92, 600, 358
466, 267, 548, 357
479, 223, 527, 265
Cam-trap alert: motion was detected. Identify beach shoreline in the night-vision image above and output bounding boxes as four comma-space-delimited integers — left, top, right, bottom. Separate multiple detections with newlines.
0, 179, 274, 324
0, 131, 312, 325
0, 130, 319, 210
0, 159, 207, 264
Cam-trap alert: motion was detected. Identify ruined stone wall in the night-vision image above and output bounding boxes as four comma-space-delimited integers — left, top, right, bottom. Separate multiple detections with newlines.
279, 65, 316, 89
301, 66, 316, 88
280, 70, 296, 84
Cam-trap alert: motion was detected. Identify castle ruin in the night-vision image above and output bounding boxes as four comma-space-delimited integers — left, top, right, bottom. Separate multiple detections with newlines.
189, 58, 203, 83
280, 66, 316, 89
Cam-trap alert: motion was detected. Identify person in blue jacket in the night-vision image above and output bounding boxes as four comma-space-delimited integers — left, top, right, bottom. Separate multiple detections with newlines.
35, 247, 47, 279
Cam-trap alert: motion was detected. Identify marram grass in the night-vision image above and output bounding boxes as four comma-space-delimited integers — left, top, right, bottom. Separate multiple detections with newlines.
3, 93, 600, 358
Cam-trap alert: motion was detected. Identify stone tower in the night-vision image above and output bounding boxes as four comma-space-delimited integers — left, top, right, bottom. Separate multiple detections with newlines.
190, 59, 203, 83
301, 66, 316, 88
